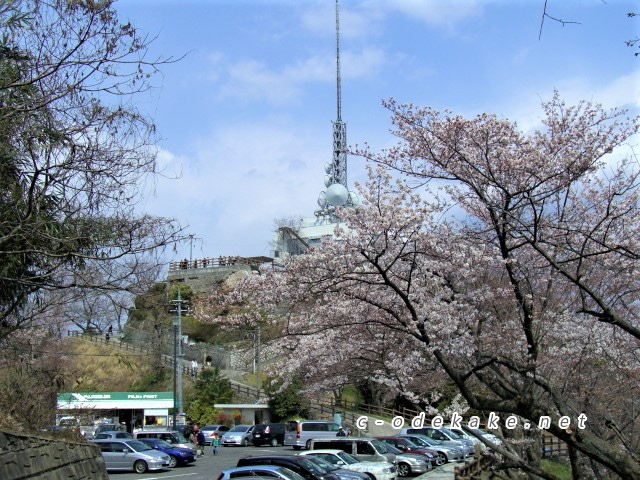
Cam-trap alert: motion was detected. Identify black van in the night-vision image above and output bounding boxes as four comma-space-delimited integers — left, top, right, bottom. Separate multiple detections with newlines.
251, 423, 286, 447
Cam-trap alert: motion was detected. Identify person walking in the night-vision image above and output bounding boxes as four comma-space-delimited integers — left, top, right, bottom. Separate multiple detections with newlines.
196, 428, 206, 457
211, 432, 220, 455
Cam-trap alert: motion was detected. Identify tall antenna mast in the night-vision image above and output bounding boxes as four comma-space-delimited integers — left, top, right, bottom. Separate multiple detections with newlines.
316, 0, 357, 218
336, 0, 342, 123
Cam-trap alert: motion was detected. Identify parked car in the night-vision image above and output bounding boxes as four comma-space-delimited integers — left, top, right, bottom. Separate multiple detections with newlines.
94, 423, 127, 435
378, 444, 431, 477
237, 455, 341, 480
222, 424, 255, 447
446, 427, 503, 448
217, 465, 307, 480
285, 420, 342, 450
137, 438, 196, 467
201, 424, 232, 445
302, 452, 372, 480
299, 449, 398, 480
398, 434, 464, 463
308, 438, 395, 464
94, 431, 134, 440
252, 423, 286, 447
93, 439, 170, 473
375, 437, 439, 467
399, 427, 474, 457
133, 429, 194, 452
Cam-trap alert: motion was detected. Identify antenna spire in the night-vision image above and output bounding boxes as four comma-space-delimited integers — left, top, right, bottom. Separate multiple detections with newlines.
336, 0, 342, 122
316, 0, 358, 218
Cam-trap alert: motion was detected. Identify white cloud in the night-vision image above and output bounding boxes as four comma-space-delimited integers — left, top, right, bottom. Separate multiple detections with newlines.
212, 48, 386, 106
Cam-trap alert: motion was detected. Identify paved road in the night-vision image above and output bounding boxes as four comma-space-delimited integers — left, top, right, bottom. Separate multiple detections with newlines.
107, 444, 456, 480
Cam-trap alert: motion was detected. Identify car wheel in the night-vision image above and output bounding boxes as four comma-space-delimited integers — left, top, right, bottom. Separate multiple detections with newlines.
167, 455, 178, 468
134, 460, 148, 474
397, 463, 411, 477
436, 453, 446, 465
305, 440, 312, 450
365, 474, 376, 480
242, 438, 250, 447
270, 438, 278, 447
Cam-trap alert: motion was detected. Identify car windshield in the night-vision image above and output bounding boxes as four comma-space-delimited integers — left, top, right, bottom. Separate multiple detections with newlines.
297, 457, 329, 474
406, 436, 429, 447
306, 456, 339, 472
334, 451, 359, 465
272, 469, 306, 480
383, 444, 402, 455
173, 433, 189, 443
125, 440, 153, 452
418, 436, 440, 446
370, 440, 390, 454
229, 425, 250, 432
401, 438, 420, 448
441, 428, 461, 439
202, 425, 221, 431
150, 439, 173, 448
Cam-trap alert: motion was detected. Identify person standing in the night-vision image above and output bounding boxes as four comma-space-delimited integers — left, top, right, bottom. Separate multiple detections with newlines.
196, 428, 206, 457
211, 432, 220, 455
336, 426, 346, 436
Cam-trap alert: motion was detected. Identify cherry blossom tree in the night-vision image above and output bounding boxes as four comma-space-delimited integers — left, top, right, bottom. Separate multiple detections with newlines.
223, 94, 640, 479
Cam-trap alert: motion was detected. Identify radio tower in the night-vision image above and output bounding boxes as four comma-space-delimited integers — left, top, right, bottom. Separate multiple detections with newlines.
316, 0, 358, 219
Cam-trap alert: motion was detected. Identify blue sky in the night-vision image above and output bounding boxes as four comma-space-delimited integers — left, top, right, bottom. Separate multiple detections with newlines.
115, 0, 640, 262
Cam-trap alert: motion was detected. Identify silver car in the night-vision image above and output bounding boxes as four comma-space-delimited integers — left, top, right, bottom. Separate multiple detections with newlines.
94, 439, 169, 473
381, 444, 430, 477
216, 465, 307, 480
221, 424, 254, 446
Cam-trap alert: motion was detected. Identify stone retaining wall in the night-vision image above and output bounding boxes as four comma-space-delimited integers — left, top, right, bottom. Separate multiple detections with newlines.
0, 430, 108, 480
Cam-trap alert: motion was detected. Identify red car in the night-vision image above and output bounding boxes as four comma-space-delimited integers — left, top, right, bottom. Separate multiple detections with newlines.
375, 436, 443, 466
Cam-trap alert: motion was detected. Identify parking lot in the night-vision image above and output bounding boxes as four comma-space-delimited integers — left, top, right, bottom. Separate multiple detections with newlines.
106, 444, 455, 480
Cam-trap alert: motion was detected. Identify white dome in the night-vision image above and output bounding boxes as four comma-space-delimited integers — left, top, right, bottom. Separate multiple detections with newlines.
324, 175, 333, 188
325, 163, 332, 174
326, 183, 349, 206
317, 191, 327, 207
348, 191, 359, 206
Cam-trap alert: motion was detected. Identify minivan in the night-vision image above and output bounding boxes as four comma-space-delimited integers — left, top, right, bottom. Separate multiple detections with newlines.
133, 430, 195, 453
309, 438, 396, 464
285, 420, 342, 450
252, 423, 286, 446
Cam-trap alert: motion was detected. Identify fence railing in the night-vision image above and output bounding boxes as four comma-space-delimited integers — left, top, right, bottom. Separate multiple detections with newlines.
454, 453, 497, 480
541, 432, 568, 458
168, 256, 273, 271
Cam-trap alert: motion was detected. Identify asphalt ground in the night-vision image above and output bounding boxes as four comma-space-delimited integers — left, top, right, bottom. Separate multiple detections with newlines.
106, 444, 456, 480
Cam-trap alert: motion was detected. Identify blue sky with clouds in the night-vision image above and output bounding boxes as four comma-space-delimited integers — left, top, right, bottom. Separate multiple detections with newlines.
115, 0, 639, 261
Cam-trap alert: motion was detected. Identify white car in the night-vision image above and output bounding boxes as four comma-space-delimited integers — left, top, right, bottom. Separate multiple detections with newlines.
299, 449, 397, 480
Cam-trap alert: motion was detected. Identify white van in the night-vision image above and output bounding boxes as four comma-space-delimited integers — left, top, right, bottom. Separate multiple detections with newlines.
308, 438, 396, 464
284, 420, 342, 450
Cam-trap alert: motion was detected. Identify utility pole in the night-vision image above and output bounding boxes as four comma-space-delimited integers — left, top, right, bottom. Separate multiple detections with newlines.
256, 326, 261, 396
171, 290, 185, 427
